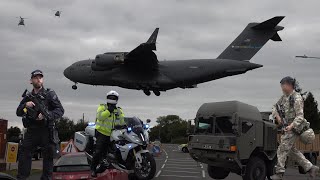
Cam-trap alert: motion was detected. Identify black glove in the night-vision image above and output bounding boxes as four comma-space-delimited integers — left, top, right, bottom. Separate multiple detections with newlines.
107, 104, 116, 113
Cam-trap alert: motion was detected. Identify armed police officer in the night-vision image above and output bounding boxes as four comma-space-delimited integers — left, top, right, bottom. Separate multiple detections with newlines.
91, 90, 125, 177
271, 77, 319, 180
16, 70, 64, 180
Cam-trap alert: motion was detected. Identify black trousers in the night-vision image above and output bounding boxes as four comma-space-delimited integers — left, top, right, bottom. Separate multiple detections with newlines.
17, 127, 54, 180
91, 131, 111, 170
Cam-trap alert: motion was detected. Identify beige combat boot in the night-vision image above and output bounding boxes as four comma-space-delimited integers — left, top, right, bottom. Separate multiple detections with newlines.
270, 173, 284, 180
308, 165, 319, 179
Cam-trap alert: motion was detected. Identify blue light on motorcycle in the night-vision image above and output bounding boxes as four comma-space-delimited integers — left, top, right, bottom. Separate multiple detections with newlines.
127, 127, 132, 132
144, 124, 149, 129
88, 122, 95, 126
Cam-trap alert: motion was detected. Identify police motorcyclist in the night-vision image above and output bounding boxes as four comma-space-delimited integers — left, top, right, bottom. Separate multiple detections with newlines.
16, 70, 64, 180
91, 90, 125, 177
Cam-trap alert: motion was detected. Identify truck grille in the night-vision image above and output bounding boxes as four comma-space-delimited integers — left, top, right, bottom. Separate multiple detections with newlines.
264, 127, 277, 150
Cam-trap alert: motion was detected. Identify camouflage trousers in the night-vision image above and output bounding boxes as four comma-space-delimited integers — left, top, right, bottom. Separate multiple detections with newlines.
275, 131, 313, 174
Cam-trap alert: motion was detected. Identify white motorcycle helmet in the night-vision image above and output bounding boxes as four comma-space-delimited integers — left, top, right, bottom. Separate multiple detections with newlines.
106, 90, 119, 105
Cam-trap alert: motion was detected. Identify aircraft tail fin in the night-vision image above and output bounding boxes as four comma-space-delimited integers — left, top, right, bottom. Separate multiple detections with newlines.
147, 28, 159, 44
145, 28, 159, 51
217, 16, 285, 61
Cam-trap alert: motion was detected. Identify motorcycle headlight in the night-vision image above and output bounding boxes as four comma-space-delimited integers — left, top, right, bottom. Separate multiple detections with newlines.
88, 122, 95, 126
127, 127, 132, 133
144, 124, 149, 129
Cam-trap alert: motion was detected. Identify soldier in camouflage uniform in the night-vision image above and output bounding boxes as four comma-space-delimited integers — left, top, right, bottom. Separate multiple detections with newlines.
270, 76, 319, 180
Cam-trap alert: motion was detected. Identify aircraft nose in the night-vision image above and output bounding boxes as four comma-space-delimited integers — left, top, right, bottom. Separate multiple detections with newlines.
63, 65, 73, 80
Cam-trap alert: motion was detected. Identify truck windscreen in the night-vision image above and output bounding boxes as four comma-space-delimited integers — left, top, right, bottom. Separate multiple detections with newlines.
195, 117, 213, 133
215, 116, 234, 134
195, 116, 234, 135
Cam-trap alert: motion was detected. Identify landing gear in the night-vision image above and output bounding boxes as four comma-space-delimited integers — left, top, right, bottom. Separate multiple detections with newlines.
153, 90, 160, 96
143, 89, 151, 96
72, 84, 78, 90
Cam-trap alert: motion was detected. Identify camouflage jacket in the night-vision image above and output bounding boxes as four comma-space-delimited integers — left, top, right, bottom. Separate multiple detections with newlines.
272, 91, 307, 133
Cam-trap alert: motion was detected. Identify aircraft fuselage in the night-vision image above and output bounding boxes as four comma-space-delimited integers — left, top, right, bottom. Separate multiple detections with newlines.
63, 58, 262, 92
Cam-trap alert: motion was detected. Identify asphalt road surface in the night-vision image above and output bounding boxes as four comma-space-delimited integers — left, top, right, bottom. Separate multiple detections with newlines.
154, 144, 319, 180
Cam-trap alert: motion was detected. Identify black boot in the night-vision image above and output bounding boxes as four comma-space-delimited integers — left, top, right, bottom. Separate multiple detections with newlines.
91, 167, 97, 178
91, 170, 97, 178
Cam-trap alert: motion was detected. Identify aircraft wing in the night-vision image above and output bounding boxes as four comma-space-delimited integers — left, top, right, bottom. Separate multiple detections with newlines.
125, 28, 159, 66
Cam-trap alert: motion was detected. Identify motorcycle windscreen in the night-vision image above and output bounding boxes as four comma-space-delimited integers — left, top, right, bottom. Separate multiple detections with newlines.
126, 117, 144, 135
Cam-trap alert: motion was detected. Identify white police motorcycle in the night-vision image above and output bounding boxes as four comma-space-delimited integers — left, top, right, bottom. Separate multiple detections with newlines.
74, 117, 156, 180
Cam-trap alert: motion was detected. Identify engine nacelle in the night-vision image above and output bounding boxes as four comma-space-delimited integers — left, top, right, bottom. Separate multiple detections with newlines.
95, 54, 117, 67
91, 53, 125, 71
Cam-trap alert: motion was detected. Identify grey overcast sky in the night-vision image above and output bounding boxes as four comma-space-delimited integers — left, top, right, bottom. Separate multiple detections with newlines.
1, 0, 319, 128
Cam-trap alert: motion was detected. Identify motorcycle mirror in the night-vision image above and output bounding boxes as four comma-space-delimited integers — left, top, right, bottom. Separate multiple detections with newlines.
146, 119, 151, 123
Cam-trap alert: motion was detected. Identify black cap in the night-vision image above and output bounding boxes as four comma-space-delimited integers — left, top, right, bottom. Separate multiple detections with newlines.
280, 76, 295, 85
31, 69, 43, 78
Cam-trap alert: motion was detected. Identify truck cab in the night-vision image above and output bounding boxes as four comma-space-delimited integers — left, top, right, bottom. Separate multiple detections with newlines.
188, 101, 278, 180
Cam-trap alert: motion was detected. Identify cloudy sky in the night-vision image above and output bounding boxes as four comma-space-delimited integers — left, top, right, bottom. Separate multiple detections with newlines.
1, 0, 320, 128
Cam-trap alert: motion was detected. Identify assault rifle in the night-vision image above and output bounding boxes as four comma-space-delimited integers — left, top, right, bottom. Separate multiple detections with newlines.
276, 104, 288, 131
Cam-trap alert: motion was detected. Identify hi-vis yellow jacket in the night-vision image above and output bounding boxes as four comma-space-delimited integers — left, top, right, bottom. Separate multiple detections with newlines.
95, 104, 125, 136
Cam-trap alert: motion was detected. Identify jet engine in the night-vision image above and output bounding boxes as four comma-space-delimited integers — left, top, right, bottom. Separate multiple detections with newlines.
91, 53, 124, 71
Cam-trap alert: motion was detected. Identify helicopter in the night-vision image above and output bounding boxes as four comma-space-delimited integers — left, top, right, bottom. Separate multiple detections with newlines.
16, 16, 27, 26
53, 10, 62, 17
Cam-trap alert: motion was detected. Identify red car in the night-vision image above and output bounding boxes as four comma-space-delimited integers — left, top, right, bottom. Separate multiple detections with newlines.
52, 152, 91, 180
52, 152, 129, 180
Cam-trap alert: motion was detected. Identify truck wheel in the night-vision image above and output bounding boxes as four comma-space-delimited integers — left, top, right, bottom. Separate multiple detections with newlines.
243, 156, 266, 180
207, 166, 230, 179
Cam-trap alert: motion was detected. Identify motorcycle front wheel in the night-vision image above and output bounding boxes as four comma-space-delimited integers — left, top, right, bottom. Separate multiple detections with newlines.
134, 152, 156, 180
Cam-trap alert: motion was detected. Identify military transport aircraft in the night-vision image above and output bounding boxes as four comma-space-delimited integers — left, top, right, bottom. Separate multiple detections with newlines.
64, 16, 285, 96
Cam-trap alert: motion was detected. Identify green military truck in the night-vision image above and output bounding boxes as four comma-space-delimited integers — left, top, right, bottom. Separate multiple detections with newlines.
188, 101, 319, 180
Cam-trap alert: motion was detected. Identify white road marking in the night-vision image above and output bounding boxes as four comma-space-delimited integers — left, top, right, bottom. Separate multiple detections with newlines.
164, 170, 200, 174
200, 163, 203, 168
155, 170, 162, 178
166, 159, 196, 162
160, 175, 200, 178
164, 159, 167, 163
161, 164, 165, 169
165, 163, 199, 167
202, 170, 205, 178
163, 149, 168, 156
165, 167, 199, 170
166, 156, 169, 159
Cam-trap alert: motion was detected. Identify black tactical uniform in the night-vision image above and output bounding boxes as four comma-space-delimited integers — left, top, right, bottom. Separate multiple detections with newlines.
16, 70, 64, 180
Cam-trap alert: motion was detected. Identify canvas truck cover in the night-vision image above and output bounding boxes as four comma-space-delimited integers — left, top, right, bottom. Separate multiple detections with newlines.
196, 101, 262, 121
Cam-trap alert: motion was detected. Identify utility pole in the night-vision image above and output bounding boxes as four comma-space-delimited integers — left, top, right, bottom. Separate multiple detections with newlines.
82, 113, 84, 124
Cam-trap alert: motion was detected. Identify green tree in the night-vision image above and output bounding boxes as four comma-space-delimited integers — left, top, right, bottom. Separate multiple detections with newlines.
7, 126, 21, 142
74, 119, 88, 132
304, 92, 320, 132
55, 117, 75, 141
150, 115, 188, 143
